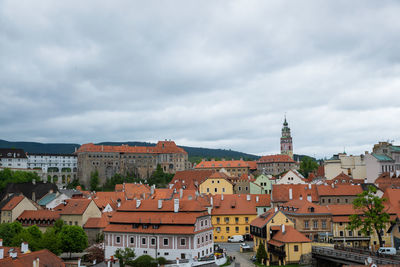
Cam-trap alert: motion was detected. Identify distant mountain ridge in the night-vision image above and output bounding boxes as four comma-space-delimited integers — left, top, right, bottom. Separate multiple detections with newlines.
0, 139, 259, 160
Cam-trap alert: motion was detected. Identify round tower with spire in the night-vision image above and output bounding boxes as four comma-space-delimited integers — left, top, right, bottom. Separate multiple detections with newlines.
280, 115, 293, 159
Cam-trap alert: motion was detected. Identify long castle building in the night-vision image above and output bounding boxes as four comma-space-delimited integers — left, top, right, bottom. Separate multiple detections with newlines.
76, 140, 190, 187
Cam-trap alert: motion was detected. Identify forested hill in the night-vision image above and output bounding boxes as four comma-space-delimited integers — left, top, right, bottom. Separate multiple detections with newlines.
0, 139, 259, 161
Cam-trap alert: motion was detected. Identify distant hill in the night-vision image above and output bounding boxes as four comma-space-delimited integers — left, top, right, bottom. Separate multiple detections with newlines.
0, 139, 259, 162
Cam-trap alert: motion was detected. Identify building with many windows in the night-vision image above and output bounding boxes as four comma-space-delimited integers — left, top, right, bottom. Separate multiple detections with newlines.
194, 159, 251, 177
257, 155, 297, 176
0, 148, 27, 169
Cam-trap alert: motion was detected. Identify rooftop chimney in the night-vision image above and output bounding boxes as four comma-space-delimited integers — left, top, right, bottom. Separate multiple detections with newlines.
9, 250, 17, 259
256, 196, 259, 202
221, 194, 224, 200
174, 198, 179, 213
0, 248, 3, 260
210, 196, 213, 206
21, 242, 29, 253
136, 200, 141, 208
308, 184, 311, 189
0, 238, 2, 247
274, 207, 278, 212
307, 194, 312, 202
180, 189, 183, 199
246, 194, 251, 201
33, 257, 39, 267
289, 188, 293, 200
282, 224, 285, 233
158, 199, 163, 209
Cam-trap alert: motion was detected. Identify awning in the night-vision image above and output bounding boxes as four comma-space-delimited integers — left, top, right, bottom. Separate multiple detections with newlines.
268, 239, 284, 247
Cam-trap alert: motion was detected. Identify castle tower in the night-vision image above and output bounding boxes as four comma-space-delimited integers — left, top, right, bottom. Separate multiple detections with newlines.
280, 116, 293, 159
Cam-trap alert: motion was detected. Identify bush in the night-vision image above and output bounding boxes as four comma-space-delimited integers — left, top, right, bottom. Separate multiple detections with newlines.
157, 257, 167, 265
132, 255, 157, 267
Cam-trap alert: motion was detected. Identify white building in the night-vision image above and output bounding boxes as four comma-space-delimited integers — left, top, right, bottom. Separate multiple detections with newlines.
104, 198, 214, 261
276, 169, 307, 184
0, 148, 28, 169
324, 153, 366, 180
27, 153, 77, 172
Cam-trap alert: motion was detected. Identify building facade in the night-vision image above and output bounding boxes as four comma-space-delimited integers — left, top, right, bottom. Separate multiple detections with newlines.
76, 140, 190, 187
199, 172, 234, 195
194, 159, 251, 177
0, 149, 27, 169
324, 153, 366, 180
257, 155, 297, 176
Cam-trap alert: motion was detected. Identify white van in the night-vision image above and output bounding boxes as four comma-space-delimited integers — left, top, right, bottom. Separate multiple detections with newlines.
377, 247, 396, 256
228, 235, 244, 242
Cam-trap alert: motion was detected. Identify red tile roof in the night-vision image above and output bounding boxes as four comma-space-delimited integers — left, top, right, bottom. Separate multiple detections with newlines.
211, 194, 270, 215
55, 199, 92, 215
104, 224, 210, 234
77, 140, 187, 154
272, 184, 319, 203
0, 249, 65, 267
1, 195, 24, 211
316, 184, 363, 196
246, 161, 258, 170
375, 172, 400, 191
250, 211, 276, 228
118, 198, 207, 213
84, 212, 113, 229
258, 155, 295, 163
195, 160, 250, 169
123, 183, 151, 200
92, 191, 125, 211
109, 211, 207, 225
271, 225, 311, 243
279, 199, 330, 214
17, 210, 60, 221
169, 170, 215, 190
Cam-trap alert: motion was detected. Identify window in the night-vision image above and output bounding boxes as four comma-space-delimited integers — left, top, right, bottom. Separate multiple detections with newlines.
235, 226, 239, 233
143, 225, 148, 229
322, 220, 326, 229
328, 199, 331, 203
313, 220, 318, 229
205, 220, 208, 226
245, 217, 249, 223
245, 226, 249, 232
225, 217, 229, 223
164, 252, 169, 256
210, 234, 212, 240
202, 236, 204, 243
163, 238, 169, 246
294, 245, 298, 252
216, 227, 221, 232
304, 220, 309, 228
358, 231, 362, 236
130, 237, 134, 244
151, 238, 156, 245
214, 188, 218, 193
348, 231, 353, 237
216, 217, 220, 223
142, 238, 146, 245
337, 199, 340, 203
197, 238, 200, 244
116, 236, 121, 244
226, 227, 230, 233
339, 231, 343, 237
222, 188, 225, 192
201, 221, 203, 227
238, 186, 242, 191
235, 217, 239, 223
207, 188, 210, 193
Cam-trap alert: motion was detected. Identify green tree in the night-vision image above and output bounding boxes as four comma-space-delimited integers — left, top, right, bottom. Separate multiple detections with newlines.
148, 164, 174, 187
53, 219, 64, 234
348, 185, 390, 247
256, 242, 267, 264
59, 225, 88, 258
115, 247, 136, 267
0, 221, 24, 246
90, 171, 99, 191
299, 156, 319, 178
11, 225, 42, 251
40, 228, 62, 255
132, 255, 157, 267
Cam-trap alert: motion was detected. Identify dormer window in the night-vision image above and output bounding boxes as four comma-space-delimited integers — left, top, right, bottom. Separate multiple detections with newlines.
153, 225, 159, 229
143, 225, 148, 229
309, 207, 315, 213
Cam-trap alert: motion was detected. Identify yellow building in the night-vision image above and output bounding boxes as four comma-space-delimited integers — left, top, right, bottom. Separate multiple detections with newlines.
329, 204, 394, 250
250, 210, 312, 265
199, 172, 234, 195
0, 195, 37, 223
211, 194, 271, 242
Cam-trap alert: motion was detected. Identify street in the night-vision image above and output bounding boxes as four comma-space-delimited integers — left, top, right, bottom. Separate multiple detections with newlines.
217, 242, 256, 267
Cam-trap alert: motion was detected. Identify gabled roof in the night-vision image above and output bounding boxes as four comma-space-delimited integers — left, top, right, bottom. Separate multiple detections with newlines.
316, 184, 363, 196
195, 160, 250, 169
84, 212, 113, 229
279, 199, 330, 214
169, 170, 215, 190
92, 191, 125, 211
123, 183, 151, 200
271, 225, 311, 243
211, 194, 270, 215
0, 195, 24, 211
375, 172, 400, 191
118, 198, 207, 213
257, 155, 295, 163
250, 211, 276, 228
0, 182, 58, 203
55, 199, 92, 215
0, 249, 65, 267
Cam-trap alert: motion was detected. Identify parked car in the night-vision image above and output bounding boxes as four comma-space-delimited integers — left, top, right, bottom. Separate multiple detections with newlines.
228, 235, 244, 242
377, 247, 396, 256
240, 243, 250, 249
250, 255, 257, 262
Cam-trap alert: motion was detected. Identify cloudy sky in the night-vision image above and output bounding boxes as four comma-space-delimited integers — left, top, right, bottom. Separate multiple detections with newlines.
1, 1, 400, 158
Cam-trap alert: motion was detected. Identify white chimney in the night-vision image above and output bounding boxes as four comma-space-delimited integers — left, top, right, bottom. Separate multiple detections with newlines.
210, 197, 213, 206
33, 257, 39, 267
0, 248, 3, 260
107, 259, 111, 267
21, 242, 29, 253
180, 189, 183, 199
308, 184, 311, 189
150, 185, 155, 195
246, 194, 251, 201
136, 199, 141, 208
169, 184, 173, 189
174, 198, 179, 213
0, 238, 2, 247
78, 258, 81, 267
331, 183, 335, 188
274, 207, 278, 212
282, 224, 285, 233
117, 202, 121, 208
9, 250, 17, 258
289, 188, 293, 200
299, 195, 303, 200
307, 195, 312, 202
158, 199, 163, 209
256, 196, 259, 202
221, 194, 224, 200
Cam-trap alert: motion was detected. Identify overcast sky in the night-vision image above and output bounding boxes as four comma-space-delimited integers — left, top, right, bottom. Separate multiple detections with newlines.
1, 1, 400, 158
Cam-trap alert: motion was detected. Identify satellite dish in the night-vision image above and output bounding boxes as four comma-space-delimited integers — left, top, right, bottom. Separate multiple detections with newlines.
367, 257, 372, 264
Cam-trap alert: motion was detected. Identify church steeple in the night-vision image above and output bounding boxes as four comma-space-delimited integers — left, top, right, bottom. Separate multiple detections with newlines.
280, 116, 293, 159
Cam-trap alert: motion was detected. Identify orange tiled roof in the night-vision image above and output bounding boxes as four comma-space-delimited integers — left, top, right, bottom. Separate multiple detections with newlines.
118, 198, 207, 213
17, 210, 60, 221
279, 199, 330, 214
169, 170, 215, 190
272, 184, 319, 203
1, 195, 24, 211
375, 172, 400, 191
92, 191, 125, 210
250, 211, 276, 228
0, 249, 65, 267
258, 155, 295, 163
211, 194, 270, 215
84, 212, 113, 229
56, 199, 92, 215
123, 183, 151, 200
104, 224, 211, 234
271, 225, 311, 243
246, 161, 258, 170
195, 160, 250, 169
316, 184, 363, 196
109, 211, 207, 224
76, 140, 187, 154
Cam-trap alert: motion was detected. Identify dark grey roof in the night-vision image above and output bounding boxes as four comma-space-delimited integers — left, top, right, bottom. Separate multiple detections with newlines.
0, 182, 58, 202
59, 188, 82, 198
0, 148, 27, 159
